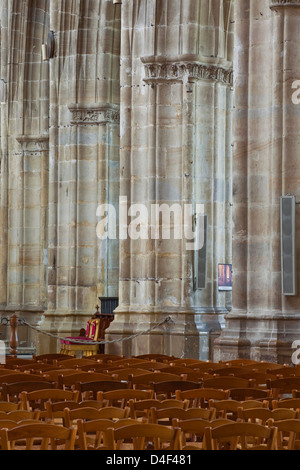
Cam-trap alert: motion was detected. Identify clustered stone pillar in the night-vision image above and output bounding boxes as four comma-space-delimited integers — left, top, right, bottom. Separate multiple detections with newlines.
215, 0, 300, 364
107, 0, 233, 359
39, 0, 121, 354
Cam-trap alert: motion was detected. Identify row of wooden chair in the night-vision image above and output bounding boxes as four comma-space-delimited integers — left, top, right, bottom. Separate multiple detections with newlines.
1, 416, 300, 450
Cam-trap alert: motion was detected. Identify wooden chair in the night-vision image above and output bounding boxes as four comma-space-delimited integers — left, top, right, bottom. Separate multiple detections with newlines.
76, 418, 144, 450
266, 377, 300, 399
0, 402, 22, 412
202, 376, 254, 390
208, 399, 268, 420
129, 399, 189, 420
14, 363, 60, 373
43, 369, 86, 383
45, 399, 108, 424
0, 373, 49, 386
59, 316, 102, 357
173, 418, 234, 450
20, 389, 80, 418
75, 381, 130, 400
129, 372, 185, 390
2, 382, 55, 403
150, 407, 215, 426
0, 423, 77, 450
269, 419, 300, 450
52, 358, 97, 369
64, 406, 130, 428
107, 368, 153, 381
175, 388, 230, 408
104, 422, 182, 450
204, 422, 278, 450
33, 354, 73, 364
221, 359, 259, 367
267, 367, 300, 378
212, 366, 248, 377
0, 410, 41, 422
238, 407, 299, 425
134, 354, 177, 361
243, 362, 286, 373
88, 354, 125, 363
57, 371, 116, 390
227, 388, 271, 401
272, 398, 300, 410
0, 370, 26, 376
97, 389, 154, 408
152, 381, 203, 400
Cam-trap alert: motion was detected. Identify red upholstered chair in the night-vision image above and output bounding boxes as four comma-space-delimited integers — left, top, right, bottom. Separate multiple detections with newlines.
60, 317, 101, 357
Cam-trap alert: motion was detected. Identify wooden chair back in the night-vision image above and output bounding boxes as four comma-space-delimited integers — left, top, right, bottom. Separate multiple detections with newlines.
153, 381, 202, 399
0, 423, 77, 450
204, 422, 278, 450
129, 399, 189, 420
97, 389, 154, 407
104, 422, 182, 450
64, 406, 130, 427
175, 388, 230, 408
151, 406, 215, 425
2, 382, 55, 403
75, 381, 130, 400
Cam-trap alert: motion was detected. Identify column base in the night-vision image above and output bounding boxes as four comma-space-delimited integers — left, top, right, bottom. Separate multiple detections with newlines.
36, 311, 93, 356
214, 311, 300, 365
105, 307, 226, 360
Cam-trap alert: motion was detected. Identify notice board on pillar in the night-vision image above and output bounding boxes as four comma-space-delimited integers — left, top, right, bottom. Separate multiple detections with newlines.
218, 264, 232, 291
280, 195, 297, 296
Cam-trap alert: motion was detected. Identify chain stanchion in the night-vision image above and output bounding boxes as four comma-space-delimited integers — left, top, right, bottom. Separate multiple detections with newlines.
9, 314, 19, 358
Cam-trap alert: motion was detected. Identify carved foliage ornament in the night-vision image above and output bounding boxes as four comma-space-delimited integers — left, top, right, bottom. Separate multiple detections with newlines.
69, 104, 120, 126
142, 61, 233, 87
270, 0, 300, 9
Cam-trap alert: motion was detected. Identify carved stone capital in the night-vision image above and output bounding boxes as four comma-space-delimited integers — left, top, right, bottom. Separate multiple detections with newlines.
141, 54, 233, 86
68, 103, 120, 126
16, 135, 49, 152
270, 0, 300, 9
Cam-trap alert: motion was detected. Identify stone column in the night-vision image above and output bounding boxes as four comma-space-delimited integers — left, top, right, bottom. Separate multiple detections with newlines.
107, 0, 233, 359
39, 0, 121, 354
0, 0, 50, 354
215, 0, 300, 364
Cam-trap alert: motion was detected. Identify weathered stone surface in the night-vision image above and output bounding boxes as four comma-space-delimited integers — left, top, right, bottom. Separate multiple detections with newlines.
2, 0, 299, 363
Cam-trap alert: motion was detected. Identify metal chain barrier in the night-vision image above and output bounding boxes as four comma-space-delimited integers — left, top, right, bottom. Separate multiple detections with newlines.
18, 316, 174, 346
